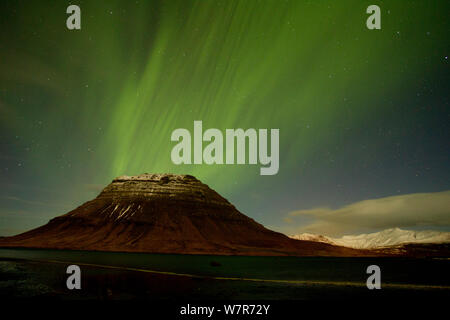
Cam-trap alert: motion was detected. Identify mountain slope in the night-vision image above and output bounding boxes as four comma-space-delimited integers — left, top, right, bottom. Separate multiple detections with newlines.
291, 228, 450, 249
0, 174, 367, 256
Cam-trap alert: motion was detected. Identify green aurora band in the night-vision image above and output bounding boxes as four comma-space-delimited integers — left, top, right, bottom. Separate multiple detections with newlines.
0, 0, 449, 235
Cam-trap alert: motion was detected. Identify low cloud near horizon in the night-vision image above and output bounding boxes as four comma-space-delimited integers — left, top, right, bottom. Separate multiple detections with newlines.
283, 190, 450, 237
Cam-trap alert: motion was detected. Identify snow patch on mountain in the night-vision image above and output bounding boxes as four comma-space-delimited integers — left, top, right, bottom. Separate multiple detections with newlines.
291, 228, 450, 249
290, 233, 335, 245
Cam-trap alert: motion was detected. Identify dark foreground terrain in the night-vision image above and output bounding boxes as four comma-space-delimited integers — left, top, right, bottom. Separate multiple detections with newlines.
1, 258, 449, 301
0, 248, 449, 301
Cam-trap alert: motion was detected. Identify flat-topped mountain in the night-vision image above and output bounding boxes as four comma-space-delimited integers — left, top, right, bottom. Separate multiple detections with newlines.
0, 174, 367, 256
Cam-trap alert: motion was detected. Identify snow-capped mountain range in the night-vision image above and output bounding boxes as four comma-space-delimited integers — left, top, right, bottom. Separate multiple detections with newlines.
291, 228, 450, 249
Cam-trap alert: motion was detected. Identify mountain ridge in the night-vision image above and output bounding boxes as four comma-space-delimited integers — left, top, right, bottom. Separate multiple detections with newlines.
0, 173, 369, 256
291, 228, 450, 249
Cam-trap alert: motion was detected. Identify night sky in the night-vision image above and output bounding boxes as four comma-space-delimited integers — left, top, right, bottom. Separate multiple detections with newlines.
0, 0, 449, 237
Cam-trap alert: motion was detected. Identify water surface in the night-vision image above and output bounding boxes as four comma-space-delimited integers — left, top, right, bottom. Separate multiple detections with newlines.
1, 248, 448, 286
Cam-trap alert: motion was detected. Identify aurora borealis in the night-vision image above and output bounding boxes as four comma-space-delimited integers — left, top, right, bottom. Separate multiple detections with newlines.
0, 0, 449, 236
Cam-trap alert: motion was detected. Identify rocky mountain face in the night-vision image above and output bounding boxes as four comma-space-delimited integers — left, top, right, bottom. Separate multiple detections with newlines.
0, 174, 367, 256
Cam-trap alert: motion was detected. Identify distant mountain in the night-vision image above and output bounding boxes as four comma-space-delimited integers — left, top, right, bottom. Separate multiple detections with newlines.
0, 173, 366, 256
290, 233, 335, 245
291, 228, 450, 249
